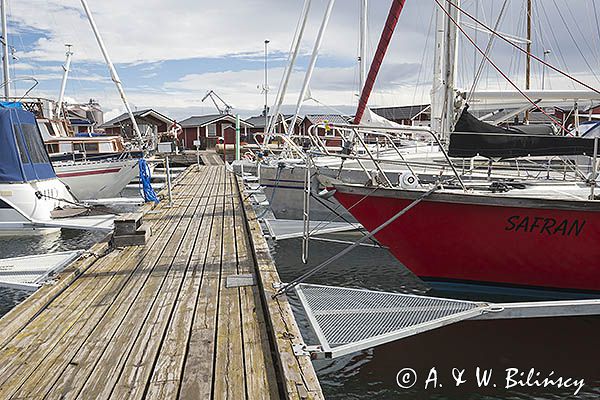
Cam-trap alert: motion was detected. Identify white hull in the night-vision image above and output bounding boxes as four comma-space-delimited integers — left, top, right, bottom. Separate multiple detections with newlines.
54, 158, 139, 200
0, 179, 76, 235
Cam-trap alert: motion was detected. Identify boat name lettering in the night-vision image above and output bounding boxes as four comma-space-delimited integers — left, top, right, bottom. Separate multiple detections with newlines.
504, 215, 585, 237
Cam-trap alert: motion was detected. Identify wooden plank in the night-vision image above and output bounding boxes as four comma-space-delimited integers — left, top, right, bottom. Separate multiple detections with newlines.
144, 167, 223, 399
213, 170, 247, 399
71, 170, 212, 400
232, 173, 280, 400
236, 176, 324, 400
1, 170, 210, 399
109, 167, 222, 399
178, 167, 227, 399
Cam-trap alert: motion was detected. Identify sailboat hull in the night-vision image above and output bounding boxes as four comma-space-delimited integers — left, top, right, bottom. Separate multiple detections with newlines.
333, 184, 600, 294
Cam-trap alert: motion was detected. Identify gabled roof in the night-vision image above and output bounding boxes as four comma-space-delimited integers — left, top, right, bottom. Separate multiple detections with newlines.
180, 114, 253, 128
303, 114, 349, 125
371, 104, 430, 121
245, 114, 295, 129
99, 109, 174, 128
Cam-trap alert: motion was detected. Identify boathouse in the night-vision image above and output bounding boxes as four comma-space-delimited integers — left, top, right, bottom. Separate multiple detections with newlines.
245, 113, 301, 144
179, 114, 253, 150
99, 109, 174, 141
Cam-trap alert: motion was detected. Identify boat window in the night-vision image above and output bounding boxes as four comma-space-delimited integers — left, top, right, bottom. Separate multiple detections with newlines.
12, 125, 29, 163
46, 143, 59, 154
73, 142, 85, 153
84, 142, 99, 153
20, 123, 51, 164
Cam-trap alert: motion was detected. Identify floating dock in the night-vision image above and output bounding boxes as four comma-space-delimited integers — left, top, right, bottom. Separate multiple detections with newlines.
0, 165, 323, 399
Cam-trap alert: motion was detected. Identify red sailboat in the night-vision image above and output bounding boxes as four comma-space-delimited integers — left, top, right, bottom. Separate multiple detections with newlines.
320, 0, 600, 296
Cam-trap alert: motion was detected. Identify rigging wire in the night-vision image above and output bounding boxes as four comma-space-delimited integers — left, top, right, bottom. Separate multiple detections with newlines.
550, 0, 600, 85
466, 0, 509, 104
434, 0, 569, 133
411, 9, 434, 107
441, 0, 600, 97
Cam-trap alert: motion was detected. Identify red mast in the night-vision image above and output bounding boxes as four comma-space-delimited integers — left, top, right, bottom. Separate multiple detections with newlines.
353, 0, 407, 125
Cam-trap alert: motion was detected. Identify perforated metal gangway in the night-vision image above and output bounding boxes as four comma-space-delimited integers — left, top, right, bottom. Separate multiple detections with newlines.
295, 283, 488, 358
294, 283, 600, 359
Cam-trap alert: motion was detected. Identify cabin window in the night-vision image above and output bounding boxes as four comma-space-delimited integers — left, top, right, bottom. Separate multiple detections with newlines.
12, 125, 29, 163
20, 123, 51, 164
84, 142, 99, 153
207, 124, 217, 137
73, 142, 85, 153
46, 143, 59, 154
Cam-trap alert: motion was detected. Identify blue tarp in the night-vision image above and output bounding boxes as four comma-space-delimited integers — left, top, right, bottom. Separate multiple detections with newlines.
0, 108, 56, 183
0, 101, 23, 109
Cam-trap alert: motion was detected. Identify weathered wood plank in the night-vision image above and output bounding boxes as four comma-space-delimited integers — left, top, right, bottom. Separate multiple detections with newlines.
236, 176, 324, 400
178, 167, 227, 399
213, 171, 247, 399
143, 167, 223, 399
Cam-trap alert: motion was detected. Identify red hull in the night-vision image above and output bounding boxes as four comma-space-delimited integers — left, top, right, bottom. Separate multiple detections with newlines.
334, 189, 600, 292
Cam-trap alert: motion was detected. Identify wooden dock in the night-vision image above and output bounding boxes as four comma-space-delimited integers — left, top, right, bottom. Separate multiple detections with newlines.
0, 166, 323, 399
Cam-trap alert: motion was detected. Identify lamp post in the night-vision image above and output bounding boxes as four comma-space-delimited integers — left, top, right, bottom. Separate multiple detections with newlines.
542, 49, 551, 90
264, 39, 270, 135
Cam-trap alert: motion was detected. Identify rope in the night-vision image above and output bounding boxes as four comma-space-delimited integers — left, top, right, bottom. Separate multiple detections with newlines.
139, 158, 159, 203
34, 191, 89, 209
274, 183, 440, 297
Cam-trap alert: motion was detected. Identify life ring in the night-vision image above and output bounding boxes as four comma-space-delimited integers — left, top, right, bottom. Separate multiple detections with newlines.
244, 151, 256, 161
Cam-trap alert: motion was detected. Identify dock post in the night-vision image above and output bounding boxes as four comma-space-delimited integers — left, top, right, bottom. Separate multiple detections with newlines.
235, 114, 241, 161
165, 154, 173, 206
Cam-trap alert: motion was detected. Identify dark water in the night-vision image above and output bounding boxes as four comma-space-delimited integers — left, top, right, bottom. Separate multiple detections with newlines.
272, 235, 600, 399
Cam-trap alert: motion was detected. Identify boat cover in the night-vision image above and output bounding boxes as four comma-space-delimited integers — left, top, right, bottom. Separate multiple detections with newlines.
448, 132, 596, 158
0, 107, 56, 183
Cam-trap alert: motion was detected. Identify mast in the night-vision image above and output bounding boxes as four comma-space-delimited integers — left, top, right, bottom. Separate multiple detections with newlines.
441, 0, 460, 137
1, 0, 9, 100
80, 0, 143, 145
266, 0, 312, 137
430, 6, 445, 134
525, 0, 531, 123
288, 0, 336, 134
353, 0, 407, 125
57, 44, 73, 117
263, 39, 270, 133
359, 0, 368, 92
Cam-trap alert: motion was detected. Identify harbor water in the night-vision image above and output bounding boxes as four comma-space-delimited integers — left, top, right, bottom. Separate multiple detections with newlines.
272, 234, 600, 400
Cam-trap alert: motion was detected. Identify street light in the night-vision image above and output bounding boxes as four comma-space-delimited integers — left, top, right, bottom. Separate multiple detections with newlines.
264, 39, 270, 134
542, 49, 551, 90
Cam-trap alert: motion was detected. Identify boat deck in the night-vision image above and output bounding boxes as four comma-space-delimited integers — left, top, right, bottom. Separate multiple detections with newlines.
0, 165, 322, 399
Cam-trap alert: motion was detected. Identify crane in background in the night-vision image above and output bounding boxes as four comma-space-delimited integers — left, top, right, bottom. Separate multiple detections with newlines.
201, 90, 233, 115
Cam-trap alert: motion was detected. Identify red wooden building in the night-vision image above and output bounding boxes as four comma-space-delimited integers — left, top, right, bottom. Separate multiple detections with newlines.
179, 114, 253, 150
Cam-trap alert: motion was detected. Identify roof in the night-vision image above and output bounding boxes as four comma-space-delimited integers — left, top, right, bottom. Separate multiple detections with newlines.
179, 114, 253, 128
371, 104, 430, 121
303, 114, 349, 125
244, 114, 295, 129
99, 109, 174, 128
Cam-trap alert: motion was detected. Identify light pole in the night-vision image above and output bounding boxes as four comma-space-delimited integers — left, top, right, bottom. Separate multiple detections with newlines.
542, 49, 551, 90
264, 39, 270, 135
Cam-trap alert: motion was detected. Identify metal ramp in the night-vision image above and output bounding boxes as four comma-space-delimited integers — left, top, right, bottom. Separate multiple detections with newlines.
0, 250, 82, 291
264, 219, 361, 240
294, 283, 600, 359
295, 283, 488, 358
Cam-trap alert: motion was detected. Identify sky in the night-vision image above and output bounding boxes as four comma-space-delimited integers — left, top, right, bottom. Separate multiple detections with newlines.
4, 0, 600, 121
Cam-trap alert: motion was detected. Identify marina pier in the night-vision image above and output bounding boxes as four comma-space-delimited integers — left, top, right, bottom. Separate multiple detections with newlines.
0, 165, 323, 399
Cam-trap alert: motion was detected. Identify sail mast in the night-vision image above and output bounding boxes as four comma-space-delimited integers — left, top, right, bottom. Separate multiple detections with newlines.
80, 0, 143, 145
525, 0, 532, 123
353, 0, 407, 125
56, 44, 73, 117
359, 0, 368, 93
1, 0, 9, 100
